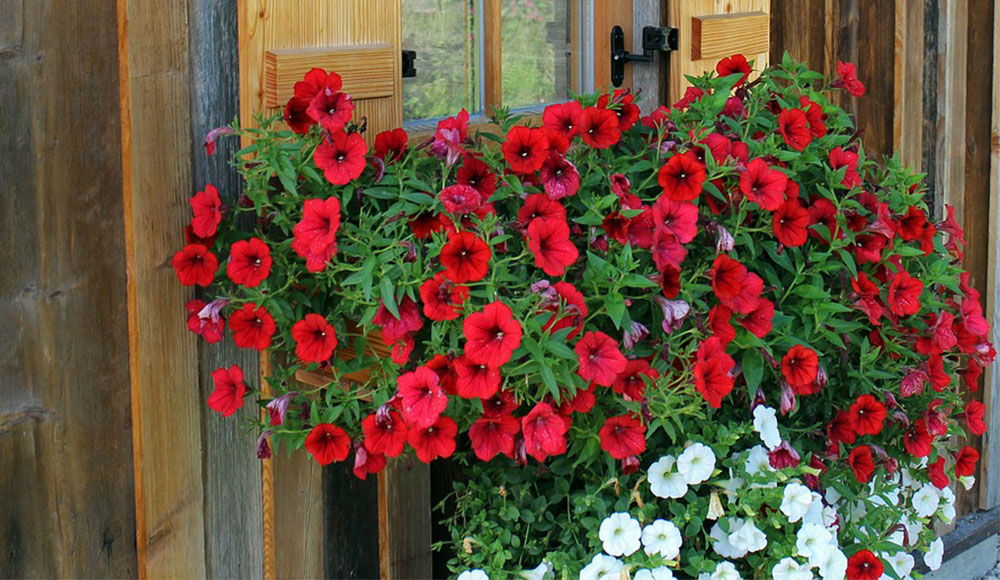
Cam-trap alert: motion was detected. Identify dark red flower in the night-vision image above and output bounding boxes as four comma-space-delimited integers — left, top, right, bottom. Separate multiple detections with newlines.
848, 445, 875, 483
772, 198, 810, 246
658, 151, 706, 202
456, 156, 497, 199
852, 234, 887, 264
292, 196, 341, 272
407, 415, 457, 462
651, 228, 687, 271
307, 89, 354, 133
208, 365, 246, 417
739, 158, 788, 210
521, 402, 569, 462
543, 101, 585, 136
652, 197, 699, 243
956, 446, 979, 477
314, 131, 367, 185
454, 356, 502, 399
966, 400, 987, 435
782, 345, 819, 389
419, 273, 469, 321
612, 359, 659, 401
172, 244, 218, 286
291, 314, 338, 363
190, 184, 222, 238
362, 409, 407, 457
373, 295, 423, 347
575, 331, 628, 387
597, 90, 641, 131
439, 184, 483, 215
600, 414, 647, 459
283, 97, 314, 134
527, 218, 579, 276
836, 61, 867, 97
904, 419, 934, 457
848, 394, 886, 436
578, 106, 621, 148
463, 301, 522, 368
716, 53, 751, 85
305, 423, 351, 465
778, 108, 812, 151
229, 302, 276, 350
897, 206, 927, 241
352, 447, 386, 480
409, 212, 451, 239
440, 231, 491, 283
295, 68, 339, 100
928, 456, 950, 489
708, 305, 736, 346
799, 96, 827, 138
469, 413, 520, 461
710, 255, 762, 315
829, 146, 862, 188
694, 336, 735, 408
769, 441, 801, 469
502, 126, 549, 174
540, 153, 581, 200
374, 128, 408, 162
672, 86, 704, 109
828, 411, 857, 445
186, 299, 225, 343
888, 269, 923, 317
846, 550, 883, 580
227, 237, 272, 287
541, 281, 588, 340
808, 198, 842, 242
740, 298, 774, 338
397, 366, 448, 428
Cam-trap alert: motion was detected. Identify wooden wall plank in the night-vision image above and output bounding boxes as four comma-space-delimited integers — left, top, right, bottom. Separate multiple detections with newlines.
378, 460, 432, 579
594, 0, 633, 92
935, 0, 968, 220
325, 463, 380, 578
632, 0, 666, 114
119, 0, 207, 576
893, 0, 925, 171
0, 1, 137, 576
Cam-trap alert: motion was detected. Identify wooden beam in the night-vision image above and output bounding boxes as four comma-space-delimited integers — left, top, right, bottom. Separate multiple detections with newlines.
265, 45, 397, 107
632, 0, 666, 114
892, 0, 924, 171
935, 0, 968, 220
378, 459, 432, 579
691, 12, 770, 61
483, 0, 502, 114
983, 0, 1000, 510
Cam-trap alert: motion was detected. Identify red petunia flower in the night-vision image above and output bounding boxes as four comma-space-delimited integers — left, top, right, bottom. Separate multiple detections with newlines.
710, 255, 762, 315
772, 198, 810, 246
521, 402, 569, 462
440, 231, 491, 283
284, 97, 314, 134
829, 146, 862, 188
848, 445, 875, 483
291, 314, 338, 363
439, 184, 483, 215
651, 228, 687, 271
836, 61, 866, 97
362, 409, 408, 457
652, 197, 699, 244
828, 410, 857, 445
599, 414, 647, 460
527, 218, 579, 276
740, 298, 774, 338
397, 366, 448, 428
540, 153, 580, 200
454, 356, 502, 399
716, 53, 751, 85
965, 400, 987, 435
708, 305, 736, 346
848, 394, 886, 436
739, 158, 788, 210
314, 131, 367, 185
778, 108, 812, 151
173, 244, 218, 286
463, 301, 522, 368
672, 86, 704, 109
578, 106, 621, 148
693, 336, 736, 408
658, 151, 706, 202
292, 196, 341, 272
305, 423, 351, 465
887, 269, 923, 317
955, 446, 979, 477
190, 184, 222, 238
456, 156, 497, 199
518, 193, 566, 227
425, 354, 458, 395
186, 299, 225, 343
295, 68, 340, 100
469, 413, 520, 461
502, 126, 549, 174
904, 419, 934, 457
597, 90, 640, 131
928, 456, 950, 489
352, 447, 386, 480
373, 296, 424, 348
374, 128, 408, 162
612, 359, 659, 401
208, 365, 246, 417
227, 237, 272, 287
307, 89, 354, 133
409, 212, 451, 239
846, 550, 883, 580
543, 100, 585, 136
800, 96, 827, 138
407, 415, 458, 463
782, 345, 819, 389
419, 272, 469, 321
575, 331, 628, 387
229, 302, 276, 350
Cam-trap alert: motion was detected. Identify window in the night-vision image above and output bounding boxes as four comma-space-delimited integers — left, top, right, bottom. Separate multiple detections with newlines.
402, 0, 595, 127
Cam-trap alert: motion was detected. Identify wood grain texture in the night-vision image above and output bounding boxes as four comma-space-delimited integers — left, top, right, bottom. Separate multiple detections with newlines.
483, 0, 502, 113
985, 0, 1000, 510
892, 0, 924, 171
120, 0, 208, 576
325, 461, 380, 578
691, 12, 770, 60
667, 0, 770, 102
378, 459, 432, 579
769, 0, 826, 72
0, 1, 137, 576
188, 0, 266, 577
273, 449, 325, 580
265, 45, 396, 107
935, 0, 968, 220
594, 0, 633, 92
632, 0, 666, 114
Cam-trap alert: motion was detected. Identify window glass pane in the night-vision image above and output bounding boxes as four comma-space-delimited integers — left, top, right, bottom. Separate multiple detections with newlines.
402, 0, 481, 121
502, 0, 588, 109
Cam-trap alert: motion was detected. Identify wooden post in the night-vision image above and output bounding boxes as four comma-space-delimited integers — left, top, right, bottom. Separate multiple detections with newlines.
982, 0, 1000, 511
632, 0, 666, 114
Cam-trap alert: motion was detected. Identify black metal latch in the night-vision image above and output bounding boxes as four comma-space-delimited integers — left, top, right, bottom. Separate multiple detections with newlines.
402, 50, 416, 78
611, 25, 678, 87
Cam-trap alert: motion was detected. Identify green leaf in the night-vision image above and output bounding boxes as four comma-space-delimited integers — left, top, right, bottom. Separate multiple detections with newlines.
379, 277, 398, 318
545, 339, 577, 360
606, 293, 626, 329
622, 273, 659, 289
742, 349, 764, 393
539, 365, 560, 401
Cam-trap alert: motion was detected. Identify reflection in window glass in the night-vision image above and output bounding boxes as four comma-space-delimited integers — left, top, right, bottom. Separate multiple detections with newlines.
402, 0, 481, 121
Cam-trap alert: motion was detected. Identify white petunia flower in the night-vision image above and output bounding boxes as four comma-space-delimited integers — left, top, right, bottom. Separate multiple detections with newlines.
801, 492, 826, 526
796, 522, 833, 561
753, 406, 781, 450
710, 519, 748, 559
743, 445, 776, 488
814, 547, 848, 579
903, 515, 923, 546
677, 442, 716, 485
518, 561, 553, 580
911, 483, 940, 518
780, 483, 813, 523
924, 537, 944, 571
648, 455, 689, 499
579, 554, 624, 580
938, 486, 956, 522
883, 550, 914, 579
641, 519, 683, 559
634, 568, 675, 580
959, 475, 976, 490
711, 561, 742, 580
772, 557, 812, 580
728, 518, 767, 553
457, 570, 489, 580
599, 512, 642, 557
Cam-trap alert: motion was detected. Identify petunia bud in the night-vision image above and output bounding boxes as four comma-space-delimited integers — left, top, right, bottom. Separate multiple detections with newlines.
706, 222, 734, 253
204, 125, 237, 156
768, 441, 800, 469
780, 381, 796, 415
706, 492, 725, 520
620, 455, 640, 474
814, 364, 828, 390
622, 321, 649, 351
759, 347, 778, 369
609, 173, 631, 198
514, 435, 528, 467
197, 297, 230, 324
751, 388, 767, 409
658, 140, 677, 156
256, 430, 272, 459
655, 297, 690, 334
266, 391, 299, 426
590, 234, 609, 253
399, 240, 417, 263
900, 369, 926, 397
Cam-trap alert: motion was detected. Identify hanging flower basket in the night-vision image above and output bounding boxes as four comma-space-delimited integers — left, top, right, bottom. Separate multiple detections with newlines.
178, 54, 993, 579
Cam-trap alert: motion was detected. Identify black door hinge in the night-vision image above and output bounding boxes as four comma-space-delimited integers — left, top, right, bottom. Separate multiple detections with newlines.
611, 25, 678, 87
402, 50, 416, 78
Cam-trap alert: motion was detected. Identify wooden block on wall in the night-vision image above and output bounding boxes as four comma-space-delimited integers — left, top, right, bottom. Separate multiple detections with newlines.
264, 45, 396, 107
692, 12, 770, 60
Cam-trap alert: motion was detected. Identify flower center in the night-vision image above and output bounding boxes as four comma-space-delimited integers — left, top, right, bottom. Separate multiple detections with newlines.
337, 154, 345, 162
